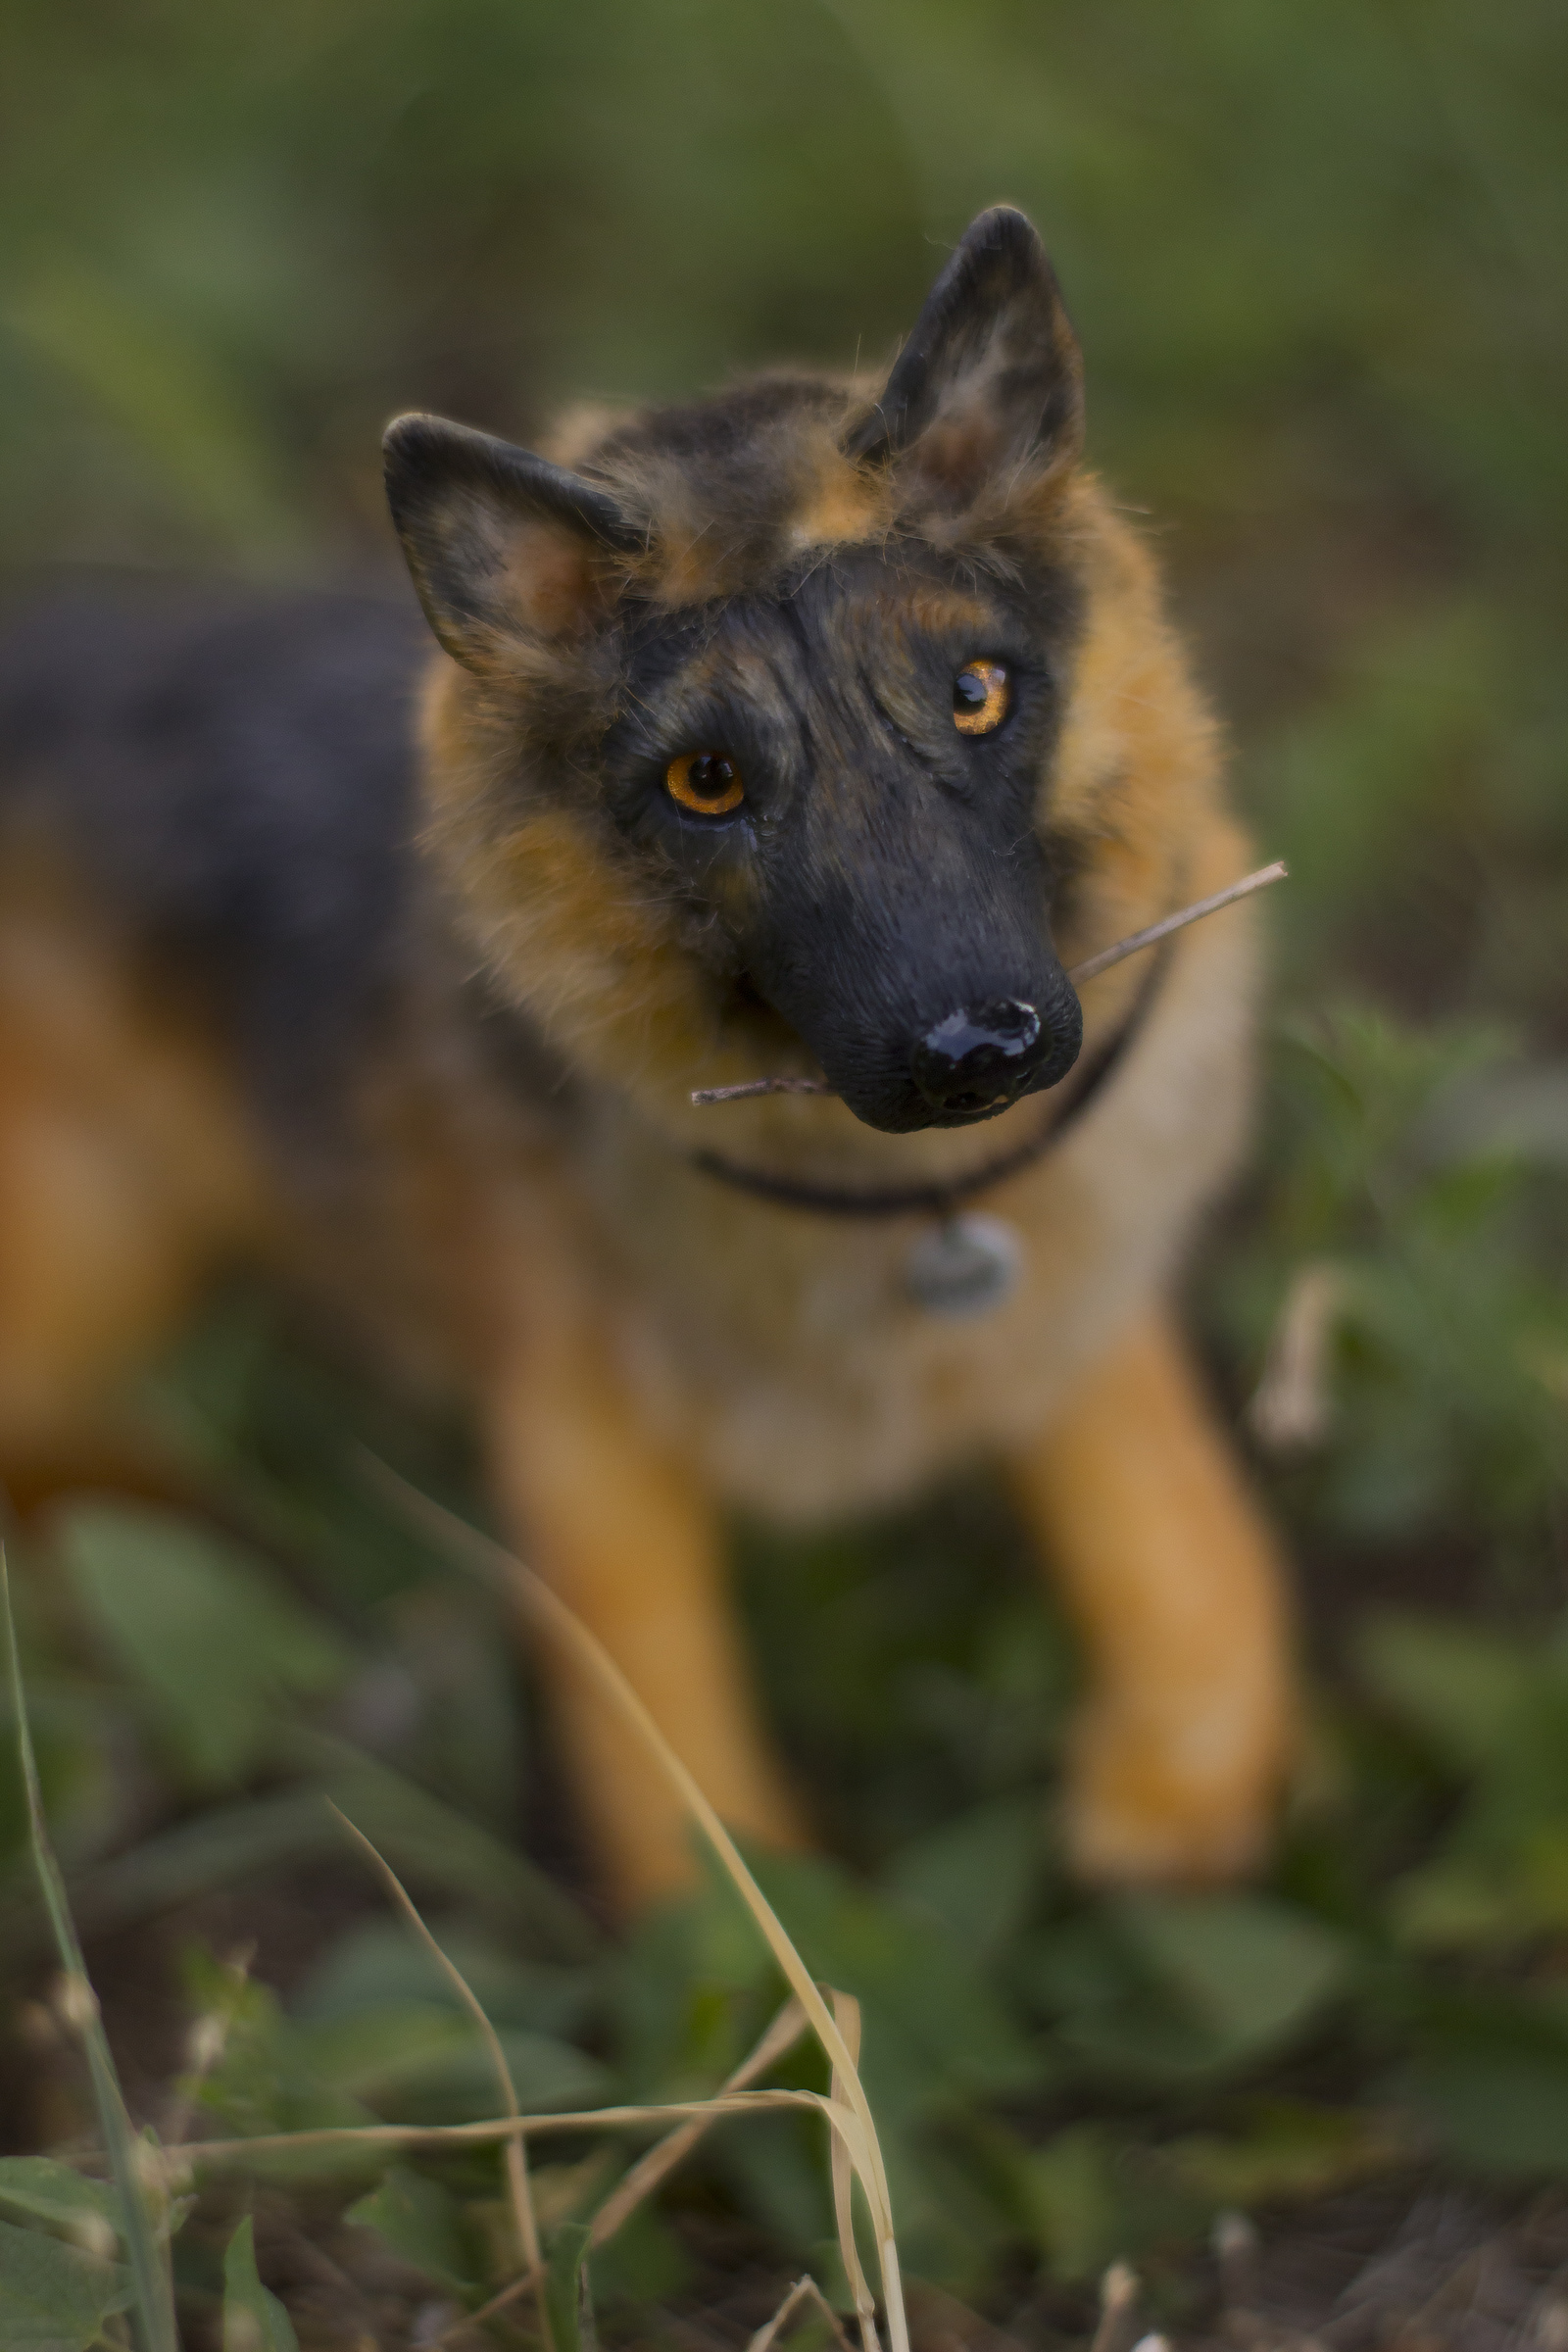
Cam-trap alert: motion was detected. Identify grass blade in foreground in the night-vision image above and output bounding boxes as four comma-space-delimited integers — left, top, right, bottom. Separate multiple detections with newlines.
366, 1460, 911, 2352
1, 1547, 179, 2352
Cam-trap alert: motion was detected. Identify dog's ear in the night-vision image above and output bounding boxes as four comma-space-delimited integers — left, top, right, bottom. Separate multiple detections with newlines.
384, 415, 640, 673
845, 208, 1083, 509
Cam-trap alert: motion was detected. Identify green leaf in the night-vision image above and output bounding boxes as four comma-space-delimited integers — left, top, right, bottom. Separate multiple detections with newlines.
293, 2000, 481, 2098
1399, 1987, 1568, 2176
222, 2217, 299, 2352
184, 1963, 373, 2142
1385, 1853, 1541, 1950
1406, 2040, 1568, 2176
544, 2221, 594, 2352
0, 2162, 119, 2246
347, 2170, 473, 2295
1116, 1890, 1352, 2058
884, 1796, 1045, 1958
1017, 2126, 1129, 2284
292, 1998, 609, 2124
1161, 2100, 1401, 2207
747, 1850, 1048, 2123
587, 2203, 691, 2308
293, 1918, 594, 2039
0, 2215, 129, 2352
1357, 1614, 1533, 1771
60, 1504, 348, 1788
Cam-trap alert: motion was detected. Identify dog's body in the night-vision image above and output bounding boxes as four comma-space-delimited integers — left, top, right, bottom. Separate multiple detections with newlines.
0, 212, 1293, 1907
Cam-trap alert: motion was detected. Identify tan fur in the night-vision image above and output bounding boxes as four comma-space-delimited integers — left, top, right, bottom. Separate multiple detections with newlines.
478, 1187, 807, 1905
0, 882, 270, 1459
1009, 1306, 1295, 1882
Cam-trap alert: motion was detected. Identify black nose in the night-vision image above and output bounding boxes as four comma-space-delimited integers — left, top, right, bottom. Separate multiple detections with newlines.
909, 997, 1054, 1118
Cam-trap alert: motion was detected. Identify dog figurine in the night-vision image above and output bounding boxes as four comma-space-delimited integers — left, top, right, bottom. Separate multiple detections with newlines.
0, 208, 1292, 1911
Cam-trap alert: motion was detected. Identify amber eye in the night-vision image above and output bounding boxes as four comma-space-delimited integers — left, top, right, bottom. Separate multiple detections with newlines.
953, 660, 1011, 737
665, 750, 745, 815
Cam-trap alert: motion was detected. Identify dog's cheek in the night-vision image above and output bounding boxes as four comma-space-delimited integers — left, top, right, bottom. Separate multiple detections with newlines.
443, 800, 723, 1090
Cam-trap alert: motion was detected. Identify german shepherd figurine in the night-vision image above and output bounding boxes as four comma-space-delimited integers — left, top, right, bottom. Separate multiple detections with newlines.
0, 209, 1293, 1910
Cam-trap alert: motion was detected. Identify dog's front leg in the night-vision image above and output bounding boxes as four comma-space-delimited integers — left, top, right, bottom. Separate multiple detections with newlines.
481, 1315, 806, 1915
1007, 1305, 1295, 1886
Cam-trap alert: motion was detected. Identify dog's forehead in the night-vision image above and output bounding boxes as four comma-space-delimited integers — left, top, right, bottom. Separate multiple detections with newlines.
624, 554, 1010, 705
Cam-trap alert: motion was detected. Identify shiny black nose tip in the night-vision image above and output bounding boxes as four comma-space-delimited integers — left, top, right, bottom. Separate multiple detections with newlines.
910, 997, 1052, 1117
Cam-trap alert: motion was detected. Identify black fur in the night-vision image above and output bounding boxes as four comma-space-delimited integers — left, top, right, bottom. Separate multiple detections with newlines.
0, 584, 431, 1142
844, 207, 1083, 483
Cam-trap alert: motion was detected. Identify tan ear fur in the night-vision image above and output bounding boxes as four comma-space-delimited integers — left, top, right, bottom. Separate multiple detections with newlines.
849, 206, 1085, 522
384, 413, 636, 676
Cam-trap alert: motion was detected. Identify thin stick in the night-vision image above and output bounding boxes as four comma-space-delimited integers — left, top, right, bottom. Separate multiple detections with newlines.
687, 860, 1287, 1105
1064, 859, 1287, 986
328, 1803, 553, 2352
691, 1075, 834, 1106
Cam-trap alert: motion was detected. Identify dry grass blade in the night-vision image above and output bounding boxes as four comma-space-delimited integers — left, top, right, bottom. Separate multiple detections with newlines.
1248, 1259, 1347, 1454
828, 1991, 877, 2352
1091, 2262, 1142, 2352
365, 1461, 910, 2352
327, 1800, 554, 2350
175, 2084, 873, 2164
748, 2274, 856, 2352
1, 1545, 179, 2352
1214, 2211, 1262, 2315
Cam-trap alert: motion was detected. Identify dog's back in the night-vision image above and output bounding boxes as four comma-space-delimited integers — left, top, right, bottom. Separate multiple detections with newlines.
0, 587, 429, 1138
0, 585, 541, 1451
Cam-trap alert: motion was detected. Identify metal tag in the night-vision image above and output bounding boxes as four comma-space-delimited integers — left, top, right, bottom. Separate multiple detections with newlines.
904, 1213, 1023, 1319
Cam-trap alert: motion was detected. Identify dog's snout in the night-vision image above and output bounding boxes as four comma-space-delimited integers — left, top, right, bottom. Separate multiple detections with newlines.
909, 997, 1053, 1117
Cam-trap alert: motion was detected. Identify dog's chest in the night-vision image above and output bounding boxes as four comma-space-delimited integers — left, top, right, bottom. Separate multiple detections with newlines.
576, 1112, 1170, 1523
563, 921, 1257, 1525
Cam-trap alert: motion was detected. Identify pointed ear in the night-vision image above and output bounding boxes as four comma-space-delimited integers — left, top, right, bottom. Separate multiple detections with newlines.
845, 208, 1083, 508
383, 414, 640, 673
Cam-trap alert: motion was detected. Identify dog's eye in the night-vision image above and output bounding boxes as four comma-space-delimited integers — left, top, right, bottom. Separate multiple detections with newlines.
953, 660, 1010, 738
665, 751, 745, 815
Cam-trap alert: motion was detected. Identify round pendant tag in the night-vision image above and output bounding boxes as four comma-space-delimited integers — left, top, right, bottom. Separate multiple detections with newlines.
905, 1213, 1024, 1319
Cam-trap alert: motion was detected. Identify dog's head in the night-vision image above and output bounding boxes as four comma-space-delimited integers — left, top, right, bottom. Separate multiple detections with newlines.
386, 210, 1142, 1134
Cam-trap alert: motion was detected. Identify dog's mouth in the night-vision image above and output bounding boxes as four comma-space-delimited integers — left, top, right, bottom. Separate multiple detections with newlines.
719, 968, 1084, 1134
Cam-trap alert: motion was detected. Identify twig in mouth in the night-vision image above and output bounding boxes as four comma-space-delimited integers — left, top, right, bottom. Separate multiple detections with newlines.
1064, 858, 1287, 985
688, 859, 1288, 1106
691, 1073, 837, 1105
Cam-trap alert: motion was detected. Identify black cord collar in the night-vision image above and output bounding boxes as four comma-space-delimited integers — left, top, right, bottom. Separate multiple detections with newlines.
689, 943, 1171, 1221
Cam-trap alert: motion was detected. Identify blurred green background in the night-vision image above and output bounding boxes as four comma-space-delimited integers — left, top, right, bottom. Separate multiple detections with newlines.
4, 1, 1568, 2339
